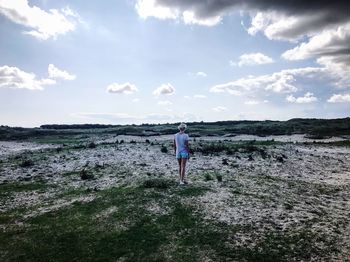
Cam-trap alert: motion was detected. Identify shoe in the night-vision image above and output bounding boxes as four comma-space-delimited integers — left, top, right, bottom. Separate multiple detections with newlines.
179, 181, 184, 185
183, 180, 188, 185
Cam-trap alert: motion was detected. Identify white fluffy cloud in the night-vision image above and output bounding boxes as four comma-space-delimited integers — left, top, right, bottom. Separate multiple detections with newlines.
282, 23, 350, 60
327, 94, 350, 103
136, 0, 221, 26
153, 83, 175, 96
247, 11, 332, 41
237, 52, 274, 67
244, 100, 268, 105
0, 65, 56, 90
48, 64, 76, 80
106, 82, 138, 94
212, 106, 227, 112
286, 92, 318, 103
196, 71, 207, 77
0, 0, 81, 40
282, 23, 350, 88
210, 67, 325, 95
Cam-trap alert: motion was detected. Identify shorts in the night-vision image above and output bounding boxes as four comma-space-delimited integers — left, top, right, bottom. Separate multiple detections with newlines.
176, 152, 189, 159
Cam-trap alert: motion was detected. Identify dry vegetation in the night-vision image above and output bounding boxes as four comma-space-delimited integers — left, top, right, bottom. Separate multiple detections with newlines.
0, 128, 350, 261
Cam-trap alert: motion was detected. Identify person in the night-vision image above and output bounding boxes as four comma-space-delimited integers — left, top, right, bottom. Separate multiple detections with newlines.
174, 123, 190, 185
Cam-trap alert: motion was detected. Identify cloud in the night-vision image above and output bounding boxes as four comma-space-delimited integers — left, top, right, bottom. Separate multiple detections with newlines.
135, 0, 350, 89
183, 94, 207, 100
210, 67, 325, 95
0, 0, 81, 40
135, 0, 350, 30
244, 100, 260, 105
135, 0, 350, 78
48, 64, 76, 80
286, 92, 318, 103
157, 100, 172, 106
229, 60, 236, 67
327, 94, 350, 103
188, 71, 208, 77
71, 112, 137, 123
212, 106, 227, 112
72, 112, 199, 124
282, 23, 350, 87
153, 83, 175, 96
136, 0, 221, 26
132, 98, 140, 103
196, 71, 207, 77
237, 52, 274, 67
0, 65, 56, 90
246, 11, 345, 41
106, 82, 138, 94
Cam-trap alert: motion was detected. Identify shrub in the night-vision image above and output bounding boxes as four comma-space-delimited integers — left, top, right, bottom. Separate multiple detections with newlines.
80, 169, 94, 180
204, 173, 214, 181
161, 145, 168, 153
198, 143, 229, 155
216, 173, 223, 182
87, 142, 96, 149
143, 178, 172, 189
19, 159, 34, 168
222, 158, 229, 165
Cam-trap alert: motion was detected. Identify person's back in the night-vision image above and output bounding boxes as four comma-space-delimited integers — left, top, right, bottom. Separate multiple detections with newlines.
174, 123, 190, 185
174, 132, 189, 156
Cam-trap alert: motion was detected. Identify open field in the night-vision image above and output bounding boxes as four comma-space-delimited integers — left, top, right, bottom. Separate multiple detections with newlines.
1, 127, 350, 261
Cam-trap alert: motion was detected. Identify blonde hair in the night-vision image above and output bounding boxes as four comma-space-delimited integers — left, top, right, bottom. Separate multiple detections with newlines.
178, 122, 187, 131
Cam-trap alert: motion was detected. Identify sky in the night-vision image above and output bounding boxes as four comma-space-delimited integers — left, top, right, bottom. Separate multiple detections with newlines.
0, 0, 349, 127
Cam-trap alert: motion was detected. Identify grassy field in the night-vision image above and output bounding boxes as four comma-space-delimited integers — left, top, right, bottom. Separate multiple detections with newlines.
1, 177, 346, 261
1, 125, 350, 261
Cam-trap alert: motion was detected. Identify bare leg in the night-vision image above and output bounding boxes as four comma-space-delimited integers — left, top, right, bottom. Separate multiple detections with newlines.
181, 158, 187, 182
178, 158, 181, 181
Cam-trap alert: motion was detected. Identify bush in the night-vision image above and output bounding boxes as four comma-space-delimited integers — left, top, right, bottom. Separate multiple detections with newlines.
199, 143, 229, 155
216, 173, 223, 182
161, 145, 168, 153
204, 173, 214, 181
87, 142, 96, 149
19, 159, 34, 168
222, 158, 229, 165
143, 178, 172, 189
80, 169, 94, 180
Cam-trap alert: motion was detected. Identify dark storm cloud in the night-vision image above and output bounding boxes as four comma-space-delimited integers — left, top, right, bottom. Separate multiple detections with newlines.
156, 0, 350, 20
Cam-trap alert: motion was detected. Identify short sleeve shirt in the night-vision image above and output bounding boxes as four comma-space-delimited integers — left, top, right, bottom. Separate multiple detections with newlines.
174, 132, 189, 155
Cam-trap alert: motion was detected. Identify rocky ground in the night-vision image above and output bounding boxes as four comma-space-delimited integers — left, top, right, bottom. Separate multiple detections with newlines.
0, 134, 349, 261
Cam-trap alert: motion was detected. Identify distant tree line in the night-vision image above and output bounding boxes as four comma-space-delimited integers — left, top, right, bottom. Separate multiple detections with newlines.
1, 117, 349, 141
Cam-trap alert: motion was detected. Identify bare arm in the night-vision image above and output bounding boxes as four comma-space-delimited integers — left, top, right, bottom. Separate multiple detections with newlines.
185, 140, 190, 158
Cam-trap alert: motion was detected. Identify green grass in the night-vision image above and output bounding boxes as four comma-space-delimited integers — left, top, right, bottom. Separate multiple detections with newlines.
30, 135, 85, 145
175, 186, 211, 197
307, 140, 350, 147
0, 183, 344, 261
0, 182, 54, 197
